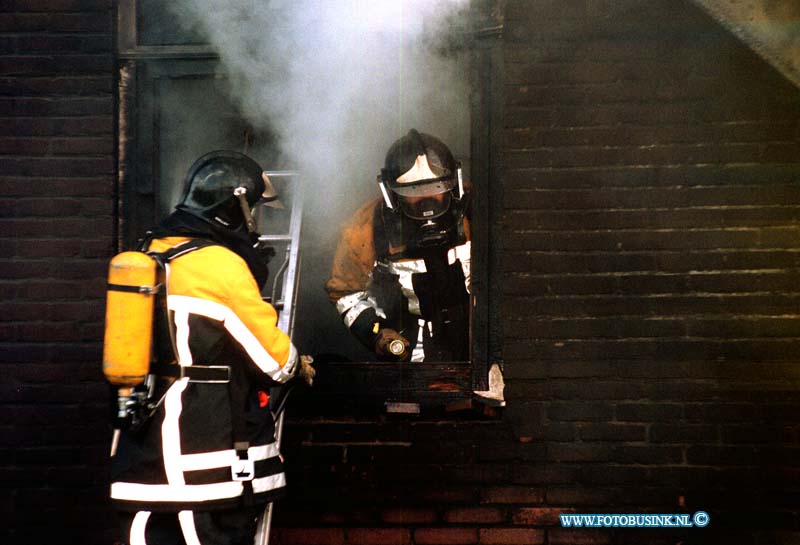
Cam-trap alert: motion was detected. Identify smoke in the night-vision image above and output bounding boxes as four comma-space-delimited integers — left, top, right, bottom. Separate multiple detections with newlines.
165, 0, 471, 356
168, 0, 470, 209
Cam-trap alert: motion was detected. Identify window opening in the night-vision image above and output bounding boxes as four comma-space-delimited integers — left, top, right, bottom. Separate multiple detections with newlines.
117, 0, 504, 415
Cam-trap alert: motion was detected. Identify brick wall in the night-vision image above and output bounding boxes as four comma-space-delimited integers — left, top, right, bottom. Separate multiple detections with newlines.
3, 1, 800, 544
0, 1, 116, 544
499, 0, 799, 542
274, 1, 800, 545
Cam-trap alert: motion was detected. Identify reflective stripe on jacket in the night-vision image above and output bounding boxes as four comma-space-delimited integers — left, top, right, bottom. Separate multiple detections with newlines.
325, 199, 471, 361
111, 237, 297, 512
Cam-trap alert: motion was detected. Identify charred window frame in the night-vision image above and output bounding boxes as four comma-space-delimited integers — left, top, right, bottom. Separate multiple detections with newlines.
470, 22, 504, 402
117, 1, 236, 250
116, 0, 504, 416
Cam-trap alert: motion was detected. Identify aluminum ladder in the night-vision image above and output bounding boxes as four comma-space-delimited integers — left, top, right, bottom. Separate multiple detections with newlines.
254, 170, 303, 545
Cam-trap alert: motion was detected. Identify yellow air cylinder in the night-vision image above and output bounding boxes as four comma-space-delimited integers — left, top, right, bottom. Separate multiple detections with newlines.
102, 251, 158, 387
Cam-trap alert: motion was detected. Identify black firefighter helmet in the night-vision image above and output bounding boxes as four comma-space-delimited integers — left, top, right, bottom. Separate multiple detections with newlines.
379, 129, 463, 221
378, 130, 467, 250
177, 150, 281, 232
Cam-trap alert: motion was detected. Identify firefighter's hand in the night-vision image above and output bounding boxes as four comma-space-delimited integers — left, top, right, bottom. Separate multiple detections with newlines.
374, 329, 411, 361
298, 355, 315, 386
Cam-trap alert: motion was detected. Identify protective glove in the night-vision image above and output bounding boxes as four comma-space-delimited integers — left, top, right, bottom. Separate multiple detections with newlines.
298, 355, 315, 386
374, 329, 411, 361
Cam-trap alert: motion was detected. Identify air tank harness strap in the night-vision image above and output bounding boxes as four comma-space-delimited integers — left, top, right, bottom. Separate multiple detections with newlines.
150, 362, 231, 383
146, 238, 219, 268
144, 237, 221, 372
107, 283, 162, 294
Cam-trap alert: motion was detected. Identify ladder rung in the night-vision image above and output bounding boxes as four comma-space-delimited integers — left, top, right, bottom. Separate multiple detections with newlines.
261, 297, 284, 310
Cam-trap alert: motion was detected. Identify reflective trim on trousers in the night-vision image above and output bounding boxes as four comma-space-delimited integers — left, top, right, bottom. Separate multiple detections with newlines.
130, 511, 151, 545
178, 443, 280, 472
111, 481, 245, 503
179, 511, 202, 545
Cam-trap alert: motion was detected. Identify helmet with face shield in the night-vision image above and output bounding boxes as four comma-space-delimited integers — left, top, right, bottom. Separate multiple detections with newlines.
178, 150, 282, 234
379, 129, 464, 221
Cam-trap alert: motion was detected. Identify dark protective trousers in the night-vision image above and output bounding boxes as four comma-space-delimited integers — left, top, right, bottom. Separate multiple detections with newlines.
119, 507, 260, 545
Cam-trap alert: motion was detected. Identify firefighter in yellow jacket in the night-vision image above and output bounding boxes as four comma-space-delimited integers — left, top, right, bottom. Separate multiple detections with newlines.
109, 151, 313, 545
325, 130, 471, 362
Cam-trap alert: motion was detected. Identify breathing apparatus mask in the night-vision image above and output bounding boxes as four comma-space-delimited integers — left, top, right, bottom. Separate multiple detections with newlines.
378, 130, 466, 249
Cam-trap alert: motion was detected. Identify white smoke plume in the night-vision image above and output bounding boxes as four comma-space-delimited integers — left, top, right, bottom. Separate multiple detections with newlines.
165, 0, 471, 356
169, 0, 470, 207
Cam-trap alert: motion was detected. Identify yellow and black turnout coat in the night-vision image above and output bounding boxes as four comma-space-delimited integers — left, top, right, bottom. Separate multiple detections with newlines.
110, 236, 298, 512
325, 198, 471, 362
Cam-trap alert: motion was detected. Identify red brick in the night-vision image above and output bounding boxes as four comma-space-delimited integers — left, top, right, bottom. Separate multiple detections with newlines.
0, 75, 112, 96
1, 156, 113, 177
50, 137, 114, 155
79, 197, 112, 215
444, 464, 510, 484
0, 301, 50, 320
4, 238, 83, 258
17, 323, 77, 342
3, 4, 800, 545
0, 218, 113, 237
1, 0, 113, 12
478, 528, 545, 545
579, 423, 646, 442
420, 486, 479, 504
512, 507, 575, 526
8, 280, 83, 300
0, 137, 49, 155
0, 96, 112, 117
545, 487, 617, 506
346, 528, 410, 545
480, 486, 545, 505
0, 177, 113, 200
0, 343, 50, 363
414, 528, 479, 545
547, 529, 612, 545
277, 528, 345, 545
381, 507, 438, 524
610, 446, 683, 465
79, 238, 113, 258
0, 56, 56, 76
546, 443, 612, 463
0, 324, 18, 341
0, 362, 69, 382
0, 117, 113, 137
0, 198, 82, 217
0, 13, 111, 33
443, 507, 506, 524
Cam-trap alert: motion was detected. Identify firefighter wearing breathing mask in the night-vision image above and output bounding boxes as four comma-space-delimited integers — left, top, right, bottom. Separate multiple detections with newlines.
326, 130, 471, 362
108, 150, 314, 545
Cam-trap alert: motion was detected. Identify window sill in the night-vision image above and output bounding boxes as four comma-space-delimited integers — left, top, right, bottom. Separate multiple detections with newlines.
287, 360, 501, 418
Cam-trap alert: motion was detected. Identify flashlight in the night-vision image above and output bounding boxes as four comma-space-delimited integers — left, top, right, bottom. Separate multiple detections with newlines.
388, 339, 406, 357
